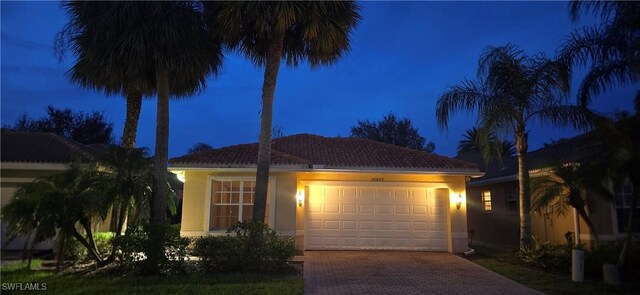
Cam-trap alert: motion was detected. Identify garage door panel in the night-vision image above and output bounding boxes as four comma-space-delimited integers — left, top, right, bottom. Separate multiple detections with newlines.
359, 220, 375, 230
430, 222, 446, 232
375, 221, 394, 231
324, 203, 340, 214
342, 220, 357, 230
343, 204, 357, 214
395, 221, 411, 231
359, 205, 375, 214
395, 205, 410, 214
412, 206, 427, 214
324, 220, 340, 230
376, 205, 393, 214
305, 185, 448, 251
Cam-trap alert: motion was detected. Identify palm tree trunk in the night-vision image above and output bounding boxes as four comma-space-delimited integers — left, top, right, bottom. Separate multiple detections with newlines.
121, 85, 142, 149
253, 29, 285, 223
576, 206, 599, 243
72, 229, 103, 264
516, 130, 532, 248
152, 69, 170, 224
617, 176, 639, 268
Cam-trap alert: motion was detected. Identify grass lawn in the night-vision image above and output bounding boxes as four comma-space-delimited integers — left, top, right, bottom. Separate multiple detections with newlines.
1, 260, 303, 295
466, 246, 638, 295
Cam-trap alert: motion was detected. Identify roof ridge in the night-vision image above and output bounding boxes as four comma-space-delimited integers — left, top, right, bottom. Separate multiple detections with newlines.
271, 148, 311, 165
47, 132, 97, 162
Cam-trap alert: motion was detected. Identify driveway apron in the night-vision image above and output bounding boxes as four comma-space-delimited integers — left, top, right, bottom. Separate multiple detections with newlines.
304, 251, 543, 295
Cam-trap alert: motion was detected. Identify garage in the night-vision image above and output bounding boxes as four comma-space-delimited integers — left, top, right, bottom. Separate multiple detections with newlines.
304, 183, 449, 251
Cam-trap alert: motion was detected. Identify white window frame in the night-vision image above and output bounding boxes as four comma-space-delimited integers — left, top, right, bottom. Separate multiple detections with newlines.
505, 187, 518, 213
614, 178, 636, 234
204, 176, 276, 233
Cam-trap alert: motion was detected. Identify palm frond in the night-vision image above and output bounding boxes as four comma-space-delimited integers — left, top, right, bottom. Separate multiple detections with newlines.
436, 79, 490, 131
577, 61, 639, 106
532, 105, 594, 131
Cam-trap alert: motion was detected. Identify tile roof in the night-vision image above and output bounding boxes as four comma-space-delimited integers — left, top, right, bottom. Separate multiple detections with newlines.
464, 132, 599, 184
1, 129, 100, 164
170, 133, 479, 172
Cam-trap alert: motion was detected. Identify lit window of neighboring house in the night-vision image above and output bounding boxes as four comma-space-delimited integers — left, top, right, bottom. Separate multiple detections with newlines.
506, 187, 518, 212
209, 179, 271, 231
482, 190, 492, 212
615, 179, 639, 233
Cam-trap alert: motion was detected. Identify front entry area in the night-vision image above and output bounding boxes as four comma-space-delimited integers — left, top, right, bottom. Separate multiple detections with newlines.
304, 183, 449, 251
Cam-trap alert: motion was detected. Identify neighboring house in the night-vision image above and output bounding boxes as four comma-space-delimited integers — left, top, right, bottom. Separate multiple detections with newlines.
462, 133, 637, 249
169, 134, 482, 253
0, 128, 107, 250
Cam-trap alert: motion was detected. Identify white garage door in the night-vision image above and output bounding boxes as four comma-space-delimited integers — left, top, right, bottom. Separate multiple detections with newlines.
305, 184, 448, 251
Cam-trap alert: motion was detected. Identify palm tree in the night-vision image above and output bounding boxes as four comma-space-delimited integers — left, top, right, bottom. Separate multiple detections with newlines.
203, 2, 361, 222
57, 2, 222, 227
456, 126, 515, 158
436, 43, 592, 248
560, 1, 639, 105
531, 161, 612, 243
1, 163, 109, 268
97, 146, 154, 265
593, 112, 640, 267
56, 5, 153, 149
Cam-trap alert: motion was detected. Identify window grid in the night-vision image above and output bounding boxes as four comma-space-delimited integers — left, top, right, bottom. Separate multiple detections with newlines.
210, 179, 269, 231
482, 190, 492, 212
506, 187, 518, 212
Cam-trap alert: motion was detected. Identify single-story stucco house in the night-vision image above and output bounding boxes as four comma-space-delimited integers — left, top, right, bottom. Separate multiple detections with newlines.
461, 132, 638, 249
169, 134, 483, 253
0, 128, 109, 250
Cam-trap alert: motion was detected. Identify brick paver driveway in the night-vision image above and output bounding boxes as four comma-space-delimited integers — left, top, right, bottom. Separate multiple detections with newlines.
304, 251, 543, 295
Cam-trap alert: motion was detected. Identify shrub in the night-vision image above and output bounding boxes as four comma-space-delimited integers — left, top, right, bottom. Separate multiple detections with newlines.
113, 226, 147, 266
64, 237, 87, 262
517, 237, 640, 279
516, 236, 572, 273
93, 232, 115, 257
114, 223, 190, 274
63, 232, 115, 263
193, 220, 296, 274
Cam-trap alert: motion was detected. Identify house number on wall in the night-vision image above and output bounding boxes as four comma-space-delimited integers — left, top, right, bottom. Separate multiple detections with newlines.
371, 178, 384, 182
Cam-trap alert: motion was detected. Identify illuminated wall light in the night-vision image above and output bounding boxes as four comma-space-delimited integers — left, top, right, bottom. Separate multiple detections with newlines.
456, 193, 463, 210
296, 190, 304, 207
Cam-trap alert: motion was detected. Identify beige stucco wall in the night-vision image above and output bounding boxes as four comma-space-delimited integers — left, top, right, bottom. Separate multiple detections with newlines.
179, 169, 471, 253
1, 167, 114, 250
468, 178, 618, 249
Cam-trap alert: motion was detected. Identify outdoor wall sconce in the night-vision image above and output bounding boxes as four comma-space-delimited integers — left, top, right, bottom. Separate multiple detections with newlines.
296, 190, 304, 207
456, 194, 463, 210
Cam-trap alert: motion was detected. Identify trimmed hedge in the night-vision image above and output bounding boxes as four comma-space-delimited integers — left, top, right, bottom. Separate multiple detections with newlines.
193, 221, 296, 274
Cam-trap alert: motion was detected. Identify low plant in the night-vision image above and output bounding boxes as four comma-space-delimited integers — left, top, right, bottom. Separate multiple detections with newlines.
516, 236, 572, 273
193, 221, 296, 274
113, 223, 190, 274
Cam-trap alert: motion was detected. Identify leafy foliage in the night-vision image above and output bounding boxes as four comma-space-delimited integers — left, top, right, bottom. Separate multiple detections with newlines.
9, 105, 114, 144
65, 232, 115, 262
187, 142, 214, 155
203, 2, 361, 223
351, 112, 435, 152
193, 221, 296, 274
0, 162, 110, 266
517, 236, 572, 272
531, 161, 612, 242
561, 1, 640, 105
456, 126, 515, 161
517, 237, 640, 278
436, 43, 593, 248
115, 223, 190, 275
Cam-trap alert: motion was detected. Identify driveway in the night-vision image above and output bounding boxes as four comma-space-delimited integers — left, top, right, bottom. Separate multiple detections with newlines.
304, 251, 543, 295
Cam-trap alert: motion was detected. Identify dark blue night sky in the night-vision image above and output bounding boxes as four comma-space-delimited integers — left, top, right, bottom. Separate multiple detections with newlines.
2, 1, 637, 158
